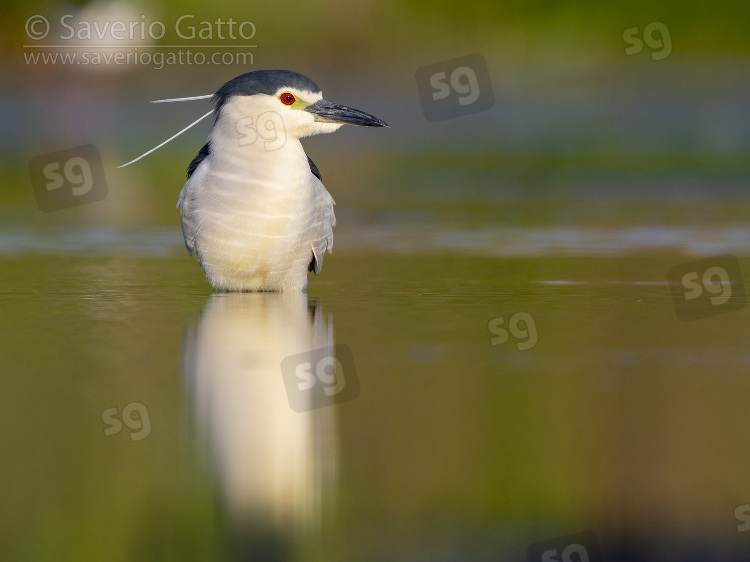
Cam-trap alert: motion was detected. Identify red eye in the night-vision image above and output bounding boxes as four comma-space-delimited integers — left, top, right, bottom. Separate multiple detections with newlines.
280, 92, 295, 105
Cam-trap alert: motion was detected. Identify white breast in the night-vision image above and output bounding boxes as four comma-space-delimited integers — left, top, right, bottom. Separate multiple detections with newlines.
178, 118, 335, 292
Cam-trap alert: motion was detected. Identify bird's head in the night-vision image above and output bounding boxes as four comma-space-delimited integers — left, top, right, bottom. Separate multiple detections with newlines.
212, 70, 389, 144
117, 69, 389, 169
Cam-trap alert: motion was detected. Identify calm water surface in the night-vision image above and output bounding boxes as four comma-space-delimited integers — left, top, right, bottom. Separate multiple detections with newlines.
1, 228, 749, 560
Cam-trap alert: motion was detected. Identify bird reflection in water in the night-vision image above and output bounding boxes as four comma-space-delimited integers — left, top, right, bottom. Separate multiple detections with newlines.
182, 293, 338, 560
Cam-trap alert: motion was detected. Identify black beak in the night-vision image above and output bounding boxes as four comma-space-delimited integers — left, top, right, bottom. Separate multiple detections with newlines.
304, 99, 389, 127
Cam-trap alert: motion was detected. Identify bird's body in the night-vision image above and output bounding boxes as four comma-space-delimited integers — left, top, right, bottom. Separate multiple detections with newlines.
172, 70, 387, 292
178, 124, 335, 292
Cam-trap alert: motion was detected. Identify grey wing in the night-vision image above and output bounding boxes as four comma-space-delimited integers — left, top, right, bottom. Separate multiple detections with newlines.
308, 179, 336, 276
178, 143, 210, 256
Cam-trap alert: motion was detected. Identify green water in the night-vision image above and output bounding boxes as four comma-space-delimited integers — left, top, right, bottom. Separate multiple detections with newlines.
1, 250, 749, 561
7, 0, 750, 557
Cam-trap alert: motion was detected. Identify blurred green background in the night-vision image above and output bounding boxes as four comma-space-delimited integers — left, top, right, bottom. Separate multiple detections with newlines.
2, 0, 750, 560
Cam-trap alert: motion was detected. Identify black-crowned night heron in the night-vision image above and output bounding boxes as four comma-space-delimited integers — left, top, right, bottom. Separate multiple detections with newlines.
121, 70, 389, 292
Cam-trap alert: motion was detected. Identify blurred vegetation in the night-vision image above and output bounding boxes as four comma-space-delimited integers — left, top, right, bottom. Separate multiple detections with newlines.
3, 0, 750, 221
3, 0, 750, 52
